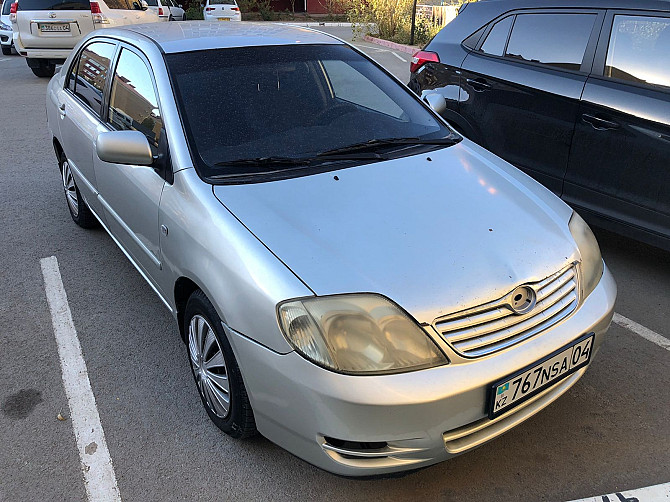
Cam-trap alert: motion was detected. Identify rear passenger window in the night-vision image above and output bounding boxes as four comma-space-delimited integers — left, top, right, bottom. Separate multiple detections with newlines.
480, 16, 513, 56
72, 42, 116, 116
104, 0, 131, 9
605, 15, 670, 89
108, 49, 163, 147
505, 14, 596, 71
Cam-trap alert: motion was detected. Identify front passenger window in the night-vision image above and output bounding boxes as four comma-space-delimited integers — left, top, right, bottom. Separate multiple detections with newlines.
605, 15, 670, 89
108, 48, 163, 148
72, 42, 116, 116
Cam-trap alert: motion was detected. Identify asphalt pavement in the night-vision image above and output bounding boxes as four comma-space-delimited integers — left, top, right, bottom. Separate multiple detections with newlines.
0, 26, 668, 502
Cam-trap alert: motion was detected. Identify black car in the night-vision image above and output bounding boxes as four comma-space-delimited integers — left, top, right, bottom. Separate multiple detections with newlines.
409, 0, 670, 251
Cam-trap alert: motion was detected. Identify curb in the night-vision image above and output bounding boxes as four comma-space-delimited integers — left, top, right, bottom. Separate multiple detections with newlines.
363, 35, 418, 55
287, 22, 353, 27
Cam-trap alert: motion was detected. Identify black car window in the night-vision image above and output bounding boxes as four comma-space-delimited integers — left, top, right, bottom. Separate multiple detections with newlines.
108, 48, 163, 148
104, 0, 132, 9
2, 0, 12, 15
166, 44, 452, 180
72, 42, 116, 116
605, 15, 670, 89
480, 16, 513, 56
16, 0, 90, 9
505, 13, 596, 71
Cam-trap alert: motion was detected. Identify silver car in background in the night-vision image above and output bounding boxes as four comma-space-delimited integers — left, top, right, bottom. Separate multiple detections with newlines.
46, 22, 616, 476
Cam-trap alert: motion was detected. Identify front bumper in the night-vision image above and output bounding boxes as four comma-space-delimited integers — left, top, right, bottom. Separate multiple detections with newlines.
227, 265, 616, 476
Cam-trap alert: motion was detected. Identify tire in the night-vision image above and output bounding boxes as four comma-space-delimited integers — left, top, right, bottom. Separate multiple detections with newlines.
29, 61, 55, 78
182, 14, 186, 20
185, 290, 257, 439
1, 45, 10, 56
169, 15, 174, 20
59, 152, 99, 229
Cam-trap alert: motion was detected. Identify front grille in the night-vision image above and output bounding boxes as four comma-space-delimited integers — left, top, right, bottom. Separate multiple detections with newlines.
434, 265, 578, 357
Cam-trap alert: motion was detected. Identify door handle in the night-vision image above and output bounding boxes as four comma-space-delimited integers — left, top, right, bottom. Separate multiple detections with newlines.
582, 114, 619, 131
466, 78, 491, 91
58, 102, 66, 118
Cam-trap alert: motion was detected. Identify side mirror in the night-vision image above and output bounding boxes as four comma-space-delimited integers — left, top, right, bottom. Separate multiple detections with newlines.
423, 93, 447, 115
96, 130, 153, 166
178, 3, 182, 7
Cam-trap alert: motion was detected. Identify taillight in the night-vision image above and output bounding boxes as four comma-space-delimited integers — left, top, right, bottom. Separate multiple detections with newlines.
158, 6, 163, 15
9, 1, 17, 22
90, 1, 108, 23
231, 6, 239, 10
410, 50, 439, 73
205, 6, 214, 11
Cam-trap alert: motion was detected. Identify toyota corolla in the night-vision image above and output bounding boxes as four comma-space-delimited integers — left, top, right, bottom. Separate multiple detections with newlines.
46, 22, 616, 476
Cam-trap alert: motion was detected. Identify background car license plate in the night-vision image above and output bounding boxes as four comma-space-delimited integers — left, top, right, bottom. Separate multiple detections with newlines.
489, 333, 594, 419
217, 17, 230, 21
40, 23, 70, 32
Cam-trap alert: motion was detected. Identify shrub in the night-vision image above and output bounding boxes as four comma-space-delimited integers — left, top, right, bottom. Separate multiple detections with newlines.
185, 4, 203, 19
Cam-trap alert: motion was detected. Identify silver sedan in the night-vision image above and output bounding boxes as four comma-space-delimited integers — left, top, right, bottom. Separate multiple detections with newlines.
46, 22, 617, 476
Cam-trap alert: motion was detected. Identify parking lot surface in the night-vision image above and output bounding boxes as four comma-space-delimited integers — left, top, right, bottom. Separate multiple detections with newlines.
0, 25, 668, 501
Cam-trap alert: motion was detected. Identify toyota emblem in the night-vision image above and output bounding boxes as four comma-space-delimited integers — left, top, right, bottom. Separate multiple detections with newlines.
509, 286, 536, 314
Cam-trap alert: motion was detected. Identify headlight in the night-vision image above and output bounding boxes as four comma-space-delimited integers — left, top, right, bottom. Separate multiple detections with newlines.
278, 294, 448, 375
569, 211, 604, 299
0, 22, 11, 30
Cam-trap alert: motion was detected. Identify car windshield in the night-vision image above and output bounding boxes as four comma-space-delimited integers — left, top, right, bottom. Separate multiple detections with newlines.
166, 44, 453, 181
209, 0, 235, 4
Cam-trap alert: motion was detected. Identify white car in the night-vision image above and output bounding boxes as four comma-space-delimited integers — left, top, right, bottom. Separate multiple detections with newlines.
1, 0, 13, 55
11, 0, 159, 77
146, 0, 184, 21
202, 0, 240, 22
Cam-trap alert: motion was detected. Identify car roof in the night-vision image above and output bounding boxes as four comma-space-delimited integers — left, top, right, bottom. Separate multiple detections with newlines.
108, 21, 343, 54
468, 0, 670, 13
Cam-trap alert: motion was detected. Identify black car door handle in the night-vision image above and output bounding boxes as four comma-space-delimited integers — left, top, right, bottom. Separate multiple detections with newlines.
466, 78, 491, 91
582, 114, 620, 131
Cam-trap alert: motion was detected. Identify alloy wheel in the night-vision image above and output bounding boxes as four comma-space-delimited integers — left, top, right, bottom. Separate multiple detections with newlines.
61, 160, 78, 217
188, 314, 230, 418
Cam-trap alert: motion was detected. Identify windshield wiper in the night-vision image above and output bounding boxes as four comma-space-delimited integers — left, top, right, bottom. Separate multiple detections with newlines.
213, 156, 313, 168
316, 134, 461, 157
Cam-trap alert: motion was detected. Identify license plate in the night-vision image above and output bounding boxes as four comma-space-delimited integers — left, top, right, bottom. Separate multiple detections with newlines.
217, 17, 230, 21
488, 333, 594, 419
39, 23, 70, 32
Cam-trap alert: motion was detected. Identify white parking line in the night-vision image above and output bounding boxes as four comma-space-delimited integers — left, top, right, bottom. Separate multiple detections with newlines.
391, 51, 407, 63
41, 256, 122, 502
0, 58, 10, 62
613, 312, 670, 351
567, 481, 670, 502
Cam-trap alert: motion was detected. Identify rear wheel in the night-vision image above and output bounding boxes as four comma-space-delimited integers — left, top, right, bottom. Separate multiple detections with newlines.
1, 45, 10, 56
28, 59, 55, 78
59, 152, 99, 229
185, 290, 257, 439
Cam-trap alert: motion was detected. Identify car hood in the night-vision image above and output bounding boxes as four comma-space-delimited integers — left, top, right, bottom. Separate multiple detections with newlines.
212, 142, 578, 324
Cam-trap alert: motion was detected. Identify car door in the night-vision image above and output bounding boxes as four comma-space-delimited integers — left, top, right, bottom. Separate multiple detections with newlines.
93, 45, 169, 292
458, 10, 603, 194
56, 39, 117, 216
563, 11, 670, 246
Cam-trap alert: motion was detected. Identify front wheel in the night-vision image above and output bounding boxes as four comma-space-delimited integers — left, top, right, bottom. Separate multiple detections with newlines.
185, 290, 257, 439
59, 152, 99, 229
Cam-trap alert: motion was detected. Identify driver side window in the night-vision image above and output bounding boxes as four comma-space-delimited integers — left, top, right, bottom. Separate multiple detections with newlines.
108, 48, 163, 148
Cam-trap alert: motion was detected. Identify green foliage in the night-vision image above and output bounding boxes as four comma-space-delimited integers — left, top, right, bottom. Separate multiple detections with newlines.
185, 4, 203, 19
349, 0, 414, 43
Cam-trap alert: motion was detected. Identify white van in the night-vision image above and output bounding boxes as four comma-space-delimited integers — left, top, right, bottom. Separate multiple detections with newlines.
10, 0, 160, 77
